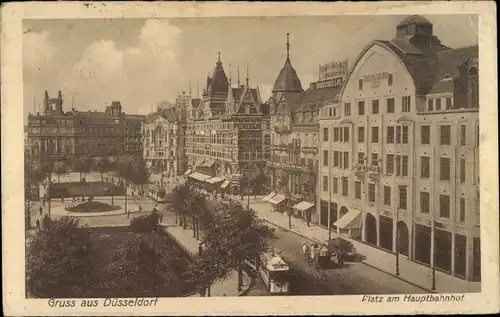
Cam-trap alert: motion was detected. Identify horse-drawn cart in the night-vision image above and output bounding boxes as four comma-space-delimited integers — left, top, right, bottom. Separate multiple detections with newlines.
302, 239, 338, 269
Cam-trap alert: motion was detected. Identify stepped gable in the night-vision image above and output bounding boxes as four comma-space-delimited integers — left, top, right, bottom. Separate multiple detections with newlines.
429, 45, 478, 95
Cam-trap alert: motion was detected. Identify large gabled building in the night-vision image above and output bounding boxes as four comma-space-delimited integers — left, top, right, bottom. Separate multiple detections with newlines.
184, 54, 271, 193
319, 15, 480, 282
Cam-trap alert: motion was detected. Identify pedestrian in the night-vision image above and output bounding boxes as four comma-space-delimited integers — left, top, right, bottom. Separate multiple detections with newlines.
36, 219, 40, 230
198, 287, 206, 297
61, 196, 64, 203
302, 242, 309, 260
198, 243, 203, 256
42, 197, 45, 206
159, 212, 163, 223
39, 206, 43, 216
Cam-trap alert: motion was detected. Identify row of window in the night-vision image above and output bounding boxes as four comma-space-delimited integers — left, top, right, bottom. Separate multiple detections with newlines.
427, 96, 453, 112
323, 124, 477, 147
323, 178, 467, 222
323, 150, 350, 169
342, 96, 411, 117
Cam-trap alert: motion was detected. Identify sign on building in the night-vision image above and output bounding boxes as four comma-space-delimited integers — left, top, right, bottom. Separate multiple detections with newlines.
317, 60, 348, 88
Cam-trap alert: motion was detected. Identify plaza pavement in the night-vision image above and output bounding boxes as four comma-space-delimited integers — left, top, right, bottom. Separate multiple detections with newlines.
245, 195, 481, 294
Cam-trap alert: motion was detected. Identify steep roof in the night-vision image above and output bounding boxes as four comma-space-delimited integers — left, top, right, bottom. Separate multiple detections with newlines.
296, 85, 341, 112
428, 45, 478, 94
231, 86, 259, 102
272, 58, 303, 93
207, 56, 229, 94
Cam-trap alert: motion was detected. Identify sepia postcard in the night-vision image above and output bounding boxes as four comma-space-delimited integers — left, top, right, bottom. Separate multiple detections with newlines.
1, 1, 498, 316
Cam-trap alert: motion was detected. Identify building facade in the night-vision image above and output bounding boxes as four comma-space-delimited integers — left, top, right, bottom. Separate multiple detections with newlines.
319, 15, 480, 281
184, 55, 271, 193
265, 34, 345, 224
26, 91, 144, 165
142, 105, 187, 188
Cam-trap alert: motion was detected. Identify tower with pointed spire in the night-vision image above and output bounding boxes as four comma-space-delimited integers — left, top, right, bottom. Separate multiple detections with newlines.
271, 33, 304, 102
202, 52, 229, 116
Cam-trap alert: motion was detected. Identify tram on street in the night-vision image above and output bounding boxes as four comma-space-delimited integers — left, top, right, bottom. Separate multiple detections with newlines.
246, 251, 290, 295
148, 187, 166, 203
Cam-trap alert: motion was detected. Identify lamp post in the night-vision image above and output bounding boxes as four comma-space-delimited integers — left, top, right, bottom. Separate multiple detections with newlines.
396, 207, 400, 276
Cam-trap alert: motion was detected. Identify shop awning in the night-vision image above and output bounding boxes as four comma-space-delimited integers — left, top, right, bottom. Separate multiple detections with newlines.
196, 158, 205, 166
220, 180, 230, 188
188, 172, 212, 182
203, 159, 216, 167
333, 209, 362, 229
269, 194, 286, 205
293, 201, 315, 211
205, 176, 224, 184
262, 192, 277, 202
183, 169, 192, 176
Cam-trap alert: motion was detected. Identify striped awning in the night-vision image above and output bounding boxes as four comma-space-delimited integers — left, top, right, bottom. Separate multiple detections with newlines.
269, 194, 286, 205
333, 209, 362, 229
183, 169, 192, 176
293, 201, 315, 211
188, 172, 212, 182
262, 192, 277, 202
205, 176, 224, 184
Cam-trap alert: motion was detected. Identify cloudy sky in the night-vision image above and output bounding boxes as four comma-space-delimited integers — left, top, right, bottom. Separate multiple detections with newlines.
23, 15, 478, 119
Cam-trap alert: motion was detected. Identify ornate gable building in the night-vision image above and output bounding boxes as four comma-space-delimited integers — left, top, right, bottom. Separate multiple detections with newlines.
184, 55, 271, 193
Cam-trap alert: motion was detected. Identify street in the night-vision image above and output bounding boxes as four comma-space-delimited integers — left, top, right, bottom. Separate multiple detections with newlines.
271, 225, 426, 295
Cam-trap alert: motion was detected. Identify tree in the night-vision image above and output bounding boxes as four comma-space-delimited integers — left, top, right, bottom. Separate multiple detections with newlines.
116, 156, 150, 216
329, 237, 355, 265
53, 160, 69, 183
98, 233, 183, 297
26, 217, 95, 297
254, 170, 268, 196
199, 200, 275, 291
96, 156, 110, 182
171, 182, 209, 235
74, 155, 93, 181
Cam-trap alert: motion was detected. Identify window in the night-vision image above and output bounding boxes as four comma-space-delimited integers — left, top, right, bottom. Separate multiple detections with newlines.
402, 96, 411, 112
440, 195, 450, 218
460, 159, 466, 183
440, 157, 451, 181
343, 127, 349, 143
460, 125, 466, 146
421, 156, 430, 178
459, 198, 466, 223
328, 108, 333, 117
343, 152, 349, 169
358, 152, 364, 164
368, 184, 376, 203
333, 177, 338, 194
358, 126, 365, 143
428, 99, 434, 111
421, 125, 430, 144
358, 79, 363, 90
398, 186, 407, 210
420, 191, 430, 214
333, 151, 339, 167
402, 156, 408, 176
333, 128, 339, 142
435, 98, 442, 111
386, 154, 394, 174
396, 126, 402, 144
372, 153, 379, 166
383, 186, 391, 206
323, 176, 328, 191
395, 155, 401, 176
387, 98, 395, 113
446, 97, 452, 109
342, 177, 348, 197
323, 127, 329, 142
402, 126, 409, 144
355, 181, 362, 200
387, 126, 395, 144
358, 101, 365, 115
388, 74, 393, 86
344, 102, 351, 116
323, 150, 328, 166
372, 127, 379, 143
372, 100, 379, 114
476, 125, 480, 146
440, 125, 451, 145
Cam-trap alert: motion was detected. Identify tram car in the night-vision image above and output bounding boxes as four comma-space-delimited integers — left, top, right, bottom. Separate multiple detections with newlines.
247, 251, 290, 295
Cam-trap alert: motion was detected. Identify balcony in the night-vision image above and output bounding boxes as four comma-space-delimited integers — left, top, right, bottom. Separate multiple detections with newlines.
267, 161, 316, 174
274, 125, 291, 134
353, 163, 366, 178
368, 165, 381, 180
301, 146, 318, 154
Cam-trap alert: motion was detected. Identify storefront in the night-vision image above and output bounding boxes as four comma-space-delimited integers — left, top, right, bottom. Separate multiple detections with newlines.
205, 176, 225, 193
333, 207, 362, 239
292, 201, 315, 222
269, 194, 287, 213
